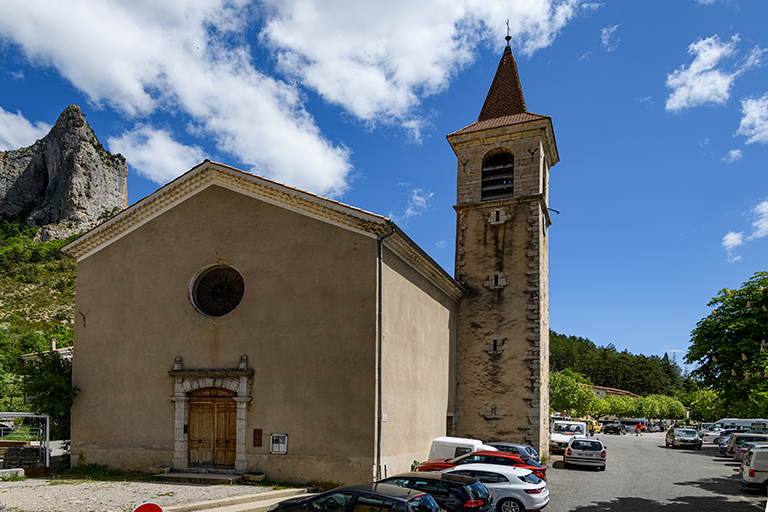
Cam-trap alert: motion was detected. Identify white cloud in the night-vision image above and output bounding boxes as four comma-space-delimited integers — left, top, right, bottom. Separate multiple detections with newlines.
261, 0, 590, 130
736, 93, 768, 144
666, 35, 740, 112
749, 200, 768, 240
601, 25, 619, 51
722, 149, 742, 163
0, 107, 51, 151
0, 0, 587, 195
665, 35, 764, 113
722, 231, 744, 263
389, 188, 434, 222
722, 199, 768, 262
0, 0, 352, 195
695, 0, 718, 4
107, 125, 207, 184
435, 240, 449, 249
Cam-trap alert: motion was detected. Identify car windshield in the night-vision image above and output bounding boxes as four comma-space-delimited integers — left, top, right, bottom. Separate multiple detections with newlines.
554, 424, 583, 434
571, 440, 602, 450
448, 453, 472, 464
675, 429, 697, 437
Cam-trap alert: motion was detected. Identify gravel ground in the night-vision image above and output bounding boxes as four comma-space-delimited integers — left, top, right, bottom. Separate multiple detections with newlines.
0, 478, 272, 512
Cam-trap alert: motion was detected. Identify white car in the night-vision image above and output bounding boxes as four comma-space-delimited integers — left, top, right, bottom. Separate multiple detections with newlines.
564, 437, 607, 471
700, 429, 724, 443
444, 463, 549, 512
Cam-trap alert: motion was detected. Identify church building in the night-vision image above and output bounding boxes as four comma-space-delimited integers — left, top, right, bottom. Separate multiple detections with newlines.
62, 40, 557, 484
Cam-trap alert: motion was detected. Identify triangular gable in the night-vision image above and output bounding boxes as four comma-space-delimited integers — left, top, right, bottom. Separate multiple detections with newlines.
62, 161, 466, 300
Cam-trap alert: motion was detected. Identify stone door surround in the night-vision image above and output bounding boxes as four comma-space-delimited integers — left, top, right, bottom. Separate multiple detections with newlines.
169, 355, 253, 471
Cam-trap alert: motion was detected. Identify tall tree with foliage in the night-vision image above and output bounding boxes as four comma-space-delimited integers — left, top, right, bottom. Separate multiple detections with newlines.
550, 372, 598, 417
685, 271, 768, 417
19, 352, 78, 440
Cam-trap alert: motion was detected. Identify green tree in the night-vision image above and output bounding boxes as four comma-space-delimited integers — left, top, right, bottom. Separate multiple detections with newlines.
683, 388, 725, 422
19, 352, 78, 440
685, 271, 768, 416
601, 394, 635, 418
550, 372, 598, 417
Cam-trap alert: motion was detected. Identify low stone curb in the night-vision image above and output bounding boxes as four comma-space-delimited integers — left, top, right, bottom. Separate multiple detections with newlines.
0, 468, 25, 479
165, 487, 317, 512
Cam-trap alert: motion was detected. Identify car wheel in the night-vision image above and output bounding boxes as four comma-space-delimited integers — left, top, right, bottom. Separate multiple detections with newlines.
498, 498, 525, 512
762, 480, 768, 497
599, 464, 606, 471
563, 460, 570, 469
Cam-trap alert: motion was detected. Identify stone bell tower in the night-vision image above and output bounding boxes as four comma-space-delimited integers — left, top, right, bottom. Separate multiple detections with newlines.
447, 39, 559, 454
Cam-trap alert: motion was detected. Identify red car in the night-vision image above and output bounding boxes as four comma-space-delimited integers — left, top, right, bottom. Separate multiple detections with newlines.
414, 451, 547, 481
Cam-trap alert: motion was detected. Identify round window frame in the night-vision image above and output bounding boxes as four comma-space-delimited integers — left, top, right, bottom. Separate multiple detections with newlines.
189, 264, 245, 318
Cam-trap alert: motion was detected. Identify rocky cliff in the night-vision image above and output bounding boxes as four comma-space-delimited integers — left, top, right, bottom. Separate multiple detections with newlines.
0, 105, 128, 241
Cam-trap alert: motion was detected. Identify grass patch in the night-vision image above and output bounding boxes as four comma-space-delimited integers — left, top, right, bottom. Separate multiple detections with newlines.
1, 473, 27, 482
258, 478, 305, 490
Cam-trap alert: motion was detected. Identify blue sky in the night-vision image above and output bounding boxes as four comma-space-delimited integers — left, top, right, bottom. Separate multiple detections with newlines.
1, 1, 766, 368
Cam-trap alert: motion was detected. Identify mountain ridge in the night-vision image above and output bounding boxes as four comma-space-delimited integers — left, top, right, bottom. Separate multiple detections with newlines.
0, 105, 128, 241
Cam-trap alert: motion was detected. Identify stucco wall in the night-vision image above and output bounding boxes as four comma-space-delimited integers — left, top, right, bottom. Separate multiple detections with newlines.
379, 246, 458, 476
70, 184, 380, 483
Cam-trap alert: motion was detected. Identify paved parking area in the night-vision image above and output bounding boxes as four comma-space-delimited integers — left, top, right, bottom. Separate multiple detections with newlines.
544, 432, 765, 512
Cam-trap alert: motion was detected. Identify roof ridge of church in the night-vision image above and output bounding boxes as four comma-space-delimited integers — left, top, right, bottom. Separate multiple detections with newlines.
61, 161, 467, 299
477, 43, 528, 122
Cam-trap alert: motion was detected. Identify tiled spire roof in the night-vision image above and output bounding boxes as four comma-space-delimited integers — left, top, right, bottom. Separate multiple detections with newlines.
477, 44, 527, 121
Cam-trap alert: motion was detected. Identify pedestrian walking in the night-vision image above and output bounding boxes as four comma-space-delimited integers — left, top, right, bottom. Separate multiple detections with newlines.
635, 423, 643, 436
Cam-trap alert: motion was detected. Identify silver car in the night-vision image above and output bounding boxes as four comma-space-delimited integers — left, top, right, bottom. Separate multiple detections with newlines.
564, 437, 607, 471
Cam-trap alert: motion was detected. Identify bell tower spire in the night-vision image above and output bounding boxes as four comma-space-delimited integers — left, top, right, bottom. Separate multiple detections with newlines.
447, 36, 559, 456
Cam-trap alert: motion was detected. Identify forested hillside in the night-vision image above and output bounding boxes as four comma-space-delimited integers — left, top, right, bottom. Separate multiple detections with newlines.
0, 220, 76, 409
550, 330, 696, 397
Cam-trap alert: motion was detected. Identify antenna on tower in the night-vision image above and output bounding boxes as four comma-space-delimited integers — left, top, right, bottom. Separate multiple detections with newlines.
505, 19, 511, 45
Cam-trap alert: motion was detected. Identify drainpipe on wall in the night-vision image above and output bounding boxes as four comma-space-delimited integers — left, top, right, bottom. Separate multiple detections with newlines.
376, 226, 395, 481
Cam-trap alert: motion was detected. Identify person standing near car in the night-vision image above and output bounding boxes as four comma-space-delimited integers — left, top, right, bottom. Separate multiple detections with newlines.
635, 423, 643, 436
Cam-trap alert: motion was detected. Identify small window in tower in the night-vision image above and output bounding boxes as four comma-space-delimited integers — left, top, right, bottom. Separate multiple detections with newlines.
481, 152, 514, 201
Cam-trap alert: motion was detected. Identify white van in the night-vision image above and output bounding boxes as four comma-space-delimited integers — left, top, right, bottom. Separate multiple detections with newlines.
712, 418, 768, 431
741, 446, 768, 495
427, 436, 498, 460
550, 421, 588, 452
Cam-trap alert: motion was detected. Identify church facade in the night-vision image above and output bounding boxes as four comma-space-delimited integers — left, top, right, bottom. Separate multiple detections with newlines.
62, 42, 557, 484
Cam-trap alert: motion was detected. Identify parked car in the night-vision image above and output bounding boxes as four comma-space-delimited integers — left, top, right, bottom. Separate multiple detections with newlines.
665, 428, 703, 449
550, 421, 588, 452
735, 442, 768, 462
444, 463, 549, 512
603, 423, 627, 435
700, 429, 725, 443
266, 483, 444, 512
563, 437, 607, 471
726, 433, 768, 458
414, 451, 547, 481
714, 429, 749, 445
379, 472, 493, 512
428, 437, 498, 460
741, 446, 768, 495
486, 443, 540, 463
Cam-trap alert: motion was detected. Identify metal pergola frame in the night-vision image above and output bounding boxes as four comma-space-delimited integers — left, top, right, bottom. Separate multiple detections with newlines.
0, 412, 50, 467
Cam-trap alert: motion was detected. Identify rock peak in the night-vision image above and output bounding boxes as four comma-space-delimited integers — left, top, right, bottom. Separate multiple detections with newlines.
0, 105, 128, 241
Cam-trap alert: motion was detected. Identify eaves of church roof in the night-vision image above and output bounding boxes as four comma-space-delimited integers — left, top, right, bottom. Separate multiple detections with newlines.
447, 112, 552, 137
61, 160, 467, 300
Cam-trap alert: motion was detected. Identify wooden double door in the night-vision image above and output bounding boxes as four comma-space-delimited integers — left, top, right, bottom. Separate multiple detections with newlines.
188, 388, 237, 468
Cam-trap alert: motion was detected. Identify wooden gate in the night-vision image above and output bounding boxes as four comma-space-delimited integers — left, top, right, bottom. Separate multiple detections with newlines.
188, 387, 237, 468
